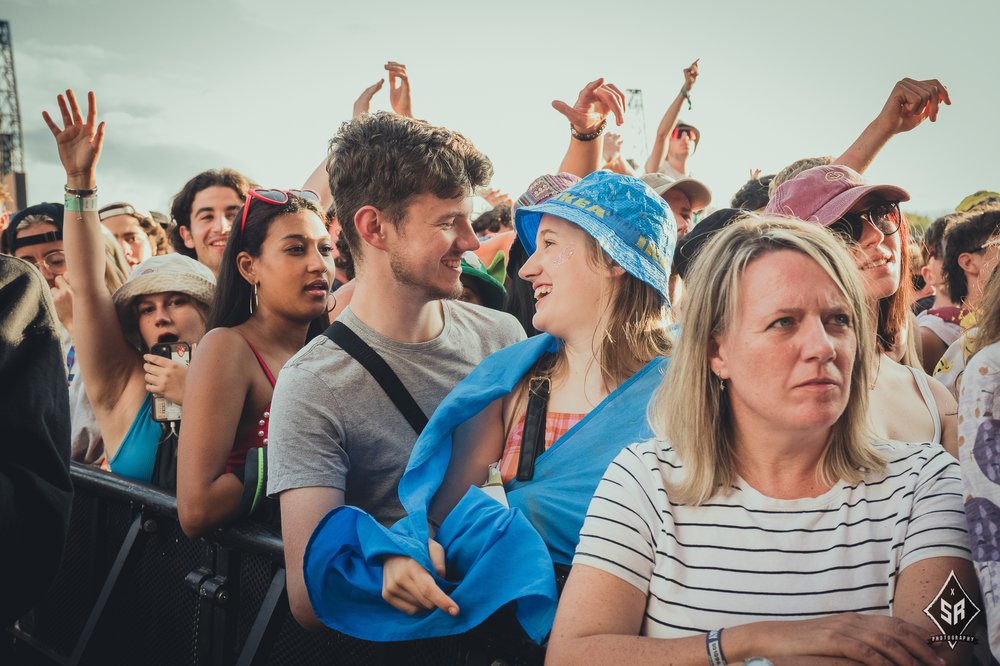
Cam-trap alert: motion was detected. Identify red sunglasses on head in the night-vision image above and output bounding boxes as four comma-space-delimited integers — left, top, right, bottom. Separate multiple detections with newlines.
240, 188, 321, 232
672, 126, 699, 142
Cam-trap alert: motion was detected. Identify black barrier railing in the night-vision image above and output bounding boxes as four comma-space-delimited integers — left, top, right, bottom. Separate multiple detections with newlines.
5, 463, 476, 666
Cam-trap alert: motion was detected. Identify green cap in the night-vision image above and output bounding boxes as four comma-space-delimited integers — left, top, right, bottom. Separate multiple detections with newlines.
460, 250, 506, 310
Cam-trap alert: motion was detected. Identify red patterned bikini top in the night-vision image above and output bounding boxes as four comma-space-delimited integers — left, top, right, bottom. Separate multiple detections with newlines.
227, 335, 277, 473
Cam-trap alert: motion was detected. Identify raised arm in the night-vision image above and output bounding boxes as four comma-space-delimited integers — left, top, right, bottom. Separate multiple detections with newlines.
554, 78, 626, 178
303, 63, 414, 214
644, 59, 698, 175
302, 155, 334, 215
385, 61, 413, 118
43, 91, 141, 418
601, 133, 634, 176
834, 77, 950, 173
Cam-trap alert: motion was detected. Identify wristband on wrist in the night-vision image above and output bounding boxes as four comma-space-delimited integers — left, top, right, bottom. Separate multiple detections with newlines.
64, 195, 98, 212
706, 628, 727, 666
681, 87, 693, 111
570, 118, 607, 142
64, 184, 97, 196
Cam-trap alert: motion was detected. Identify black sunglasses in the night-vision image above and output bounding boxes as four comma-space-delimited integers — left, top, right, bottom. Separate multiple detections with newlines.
828, 201, 902, 244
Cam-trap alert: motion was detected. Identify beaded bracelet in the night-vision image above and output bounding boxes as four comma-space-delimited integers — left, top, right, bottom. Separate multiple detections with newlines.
64, 184, 98, 197
569, 118, 607, 142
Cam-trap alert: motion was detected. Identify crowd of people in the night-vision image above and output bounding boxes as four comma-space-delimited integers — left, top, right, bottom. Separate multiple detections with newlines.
2, 60, 998, 665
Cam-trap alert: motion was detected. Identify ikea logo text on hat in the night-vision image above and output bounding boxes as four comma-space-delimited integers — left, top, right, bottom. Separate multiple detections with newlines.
636, 235, 667, 268
553, 193, 606, 218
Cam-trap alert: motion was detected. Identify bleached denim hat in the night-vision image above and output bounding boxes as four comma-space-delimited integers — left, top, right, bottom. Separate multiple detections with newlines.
514, 171, 676, 303
113, 254, 216, 348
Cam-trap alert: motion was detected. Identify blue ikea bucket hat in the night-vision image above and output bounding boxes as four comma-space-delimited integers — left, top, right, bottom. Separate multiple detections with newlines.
514, 171, 676, 303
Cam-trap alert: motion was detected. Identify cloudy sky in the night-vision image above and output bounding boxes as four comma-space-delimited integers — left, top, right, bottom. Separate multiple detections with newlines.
7, 0, 997, 218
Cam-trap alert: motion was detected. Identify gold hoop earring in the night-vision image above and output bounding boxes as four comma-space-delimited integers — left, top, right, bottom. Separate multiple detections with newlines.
249, 282, 258, 316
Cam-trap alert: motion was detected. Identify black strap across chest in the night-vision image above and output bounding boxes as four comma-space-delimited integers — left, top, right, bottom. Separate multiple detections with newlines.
324, 321, 429, 435
515, 353, 557, 482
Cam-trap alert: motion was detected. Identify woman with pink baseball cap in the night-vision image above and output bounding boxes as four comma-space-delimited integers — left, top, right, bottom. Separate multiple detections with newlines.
765, 164, 957, 457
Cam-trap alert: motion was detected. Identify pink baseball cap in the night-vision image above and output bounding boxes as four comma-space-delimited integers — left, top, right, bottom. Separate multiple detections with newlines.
765, 165, 910, 226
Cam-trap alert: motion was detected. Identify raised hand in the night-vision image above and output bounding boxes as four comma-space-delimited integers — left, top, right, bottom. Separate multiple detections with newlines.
875, 77, 951, 135
42, 89, 104, 188
552, 78, 626, 134
683, 58, 699, 90
353, 79, 384, 119
603, 133, 624, 163
385, 61, 413, 118
479, 187, 512, 208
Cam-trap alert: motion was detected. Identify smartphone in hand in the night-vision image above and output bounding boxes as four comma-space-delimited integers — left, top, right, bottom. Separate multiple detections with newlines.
150, 341, 191, 423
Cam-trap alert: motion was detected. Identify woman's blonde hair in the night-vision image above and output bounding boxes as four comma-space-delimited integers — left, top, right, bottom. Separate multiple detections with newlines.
970, 263, 1000, 356
99, 225, 130, 294
504, 237, 672, 439
649, 215, 884, 505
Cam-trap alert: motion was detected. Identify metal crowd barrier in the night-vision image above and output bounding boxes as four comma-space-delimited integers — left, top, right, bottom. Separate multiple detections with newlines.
5, 463, 467, 665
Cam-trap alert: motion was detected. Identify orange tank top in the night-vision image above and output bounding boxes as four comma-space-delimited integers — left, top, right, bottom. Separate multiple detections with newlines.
498, 411, 585, 483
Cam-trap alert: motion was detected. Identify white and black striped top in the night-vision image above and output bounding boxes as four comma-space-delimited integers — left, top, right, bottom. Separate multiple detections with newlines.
573, 439, 970, 638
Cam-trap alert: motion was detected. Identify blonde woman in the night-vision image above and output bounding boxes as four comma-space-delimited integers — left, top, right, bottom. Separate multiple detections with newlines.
548, 216, 981, 666
766, 165, 958, 456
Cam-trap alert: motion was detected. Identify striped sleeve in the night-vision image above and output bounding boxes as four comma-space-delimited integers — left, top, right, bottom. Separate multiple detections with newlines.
898, 444, 971, 572
573, 443, 665, 593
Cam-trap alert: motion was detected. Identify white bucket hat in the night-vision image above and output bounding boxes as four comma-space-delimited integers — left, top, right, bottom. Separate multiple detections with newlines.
112, 254, 215, 346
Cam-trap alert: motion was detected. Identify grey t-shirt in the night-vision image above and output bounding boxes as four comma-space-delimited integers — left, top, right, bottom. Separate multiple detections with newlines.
267, 300, 525, 526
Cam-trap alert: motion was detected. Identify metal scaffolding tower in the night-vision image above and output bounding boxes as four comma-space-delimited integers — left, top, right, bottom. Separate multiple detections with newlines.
624, 89, 648, 172
0, 20, 26, 209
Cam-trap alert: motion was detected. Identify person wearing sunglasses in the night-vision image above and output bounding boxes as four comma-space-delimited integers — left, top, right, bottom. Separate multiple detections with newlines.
766, 165, 958, 457
644, 59, 700, 179
176, 187, 334, 538
43, 90, 216, 486
546, 216, 981, 666
266, 111, 524, 631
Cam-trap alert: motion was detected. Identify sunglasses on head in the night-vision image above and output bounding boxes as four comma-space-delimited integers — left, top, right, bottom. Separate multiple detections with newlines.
828, 201, 902, 244
672, 126, 699, 142
240, 188, 321, 233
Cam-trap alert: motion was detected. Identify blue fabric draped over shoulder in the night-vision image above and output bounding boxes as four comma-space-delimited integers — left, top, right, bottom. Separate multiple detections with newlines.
303, 333, 668, 643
